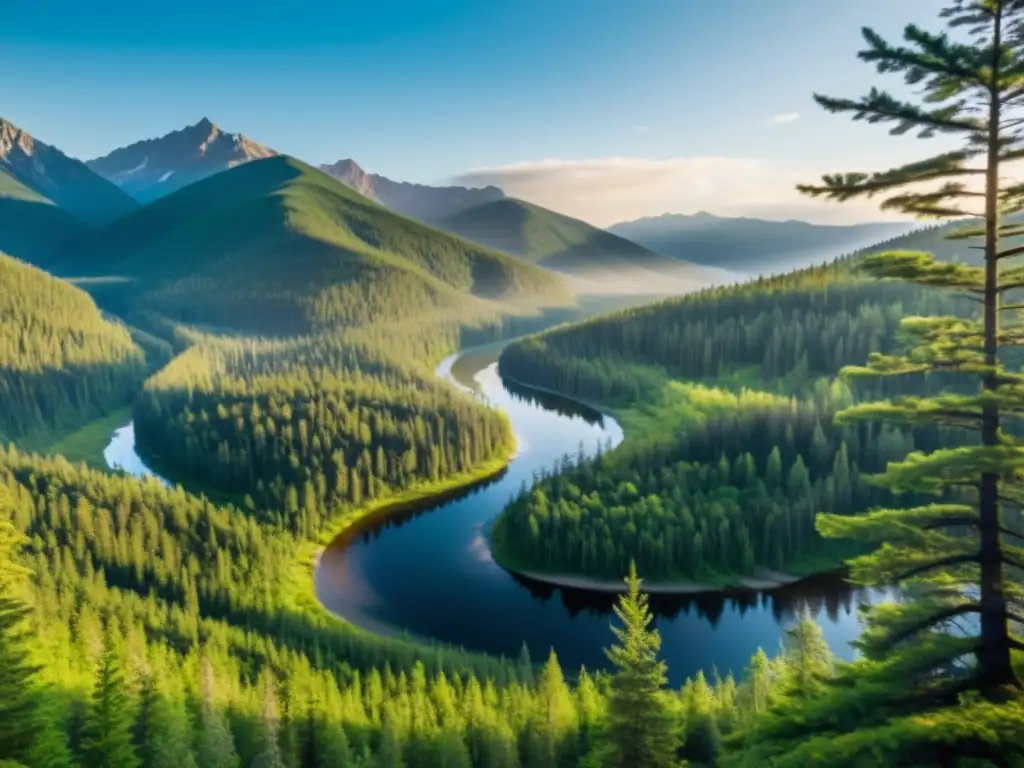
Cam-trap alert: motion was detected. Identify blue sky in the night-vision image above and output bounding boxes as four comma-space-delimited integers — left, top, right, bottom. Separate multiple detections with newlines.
1, 0, 949, 225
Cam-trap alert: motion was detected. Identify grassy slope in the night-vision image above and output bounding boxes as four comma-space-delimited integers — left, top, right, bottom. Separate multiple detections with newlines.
41, 405, 133, 467
56, 156, 572, 335
0, 168, 94, 267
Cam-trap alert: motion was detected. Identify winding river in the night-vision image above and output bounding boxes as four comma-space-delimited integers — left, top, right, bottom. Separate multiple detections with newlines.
105, 351, 891, 686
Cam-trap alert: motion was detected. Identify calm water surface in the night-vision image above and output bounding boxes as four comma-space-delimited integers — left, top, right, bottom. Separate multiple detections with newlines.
104, 353, 891, 685
314, 356, 892, 685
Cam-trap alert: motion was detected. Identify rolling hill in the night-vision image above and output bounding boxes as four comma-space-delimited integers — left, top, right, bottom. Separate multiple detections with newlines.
0, 117, 139, 265
320, 158, 506, 223
434, 198, 730, 295
87, 117, 277, 203
0, 251, 149, 445
608, 211, 915, 274
58, 155, 572, 336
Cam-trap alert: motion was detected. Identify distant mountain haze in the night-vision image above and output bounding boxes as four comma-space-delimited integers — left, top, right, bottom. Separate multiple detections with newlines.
0, 117, 139, 266
434, 197, 732, 296
86, 118, 276, 203
608, 211, 917, 274
320, 158, 505, 223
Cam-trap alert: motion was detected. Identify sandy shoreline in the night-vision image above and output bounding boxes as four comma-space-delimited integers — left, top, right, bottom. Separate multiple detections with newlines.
509, 567, 803, 595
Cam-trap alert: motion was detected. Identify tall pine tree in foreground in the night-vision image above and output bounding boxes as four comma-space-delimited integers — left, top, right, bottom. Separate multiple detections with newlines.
600, 562, 679, 768
737, 0, 1024, 763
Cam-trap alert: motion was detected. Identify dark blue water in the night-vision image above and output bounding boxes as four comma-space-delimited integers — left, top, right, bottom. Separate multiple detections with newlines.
314, 356, 892, 686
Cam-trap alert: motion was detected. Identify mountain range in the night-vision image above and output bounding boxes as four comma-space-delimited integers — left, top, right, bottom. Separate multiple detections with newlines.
3, 114, 928, 303
86, 118, 276, 203
79, 119, 724, 295
608, 211, 917, 274
435, 197, 729, 294
57, 155, 571, 336
0, 117, 139, 265
320, 158, 505, 223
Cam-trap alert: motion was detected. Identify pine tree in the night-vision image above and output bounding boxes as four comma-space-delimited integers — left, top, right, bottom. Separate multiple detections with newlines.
528, 650, 577, 768
25, 693, 74, 768
0, 496, 40, 764
80, 633, 141, 768
135, 674, 197, 768
601, 562, 679, 768
195, 659, 239, 768
740, 0, 1024, 762
257, 671, 285, 768
374, 711, 405, 768
780, 612, 833, 699
799, 0, 1024, 698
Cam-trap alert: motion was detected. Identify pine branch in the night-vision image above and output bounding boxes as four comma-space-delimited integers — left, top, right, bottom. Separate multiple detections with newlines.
878, 603, 985, 649
921, 515, 985, 529
860, 25, 987, 86
813, 89, 981, 135
895, 553, 979, 581
856, 250, 983, 288
797, 151, 983, 202
997, 244, 1024, 260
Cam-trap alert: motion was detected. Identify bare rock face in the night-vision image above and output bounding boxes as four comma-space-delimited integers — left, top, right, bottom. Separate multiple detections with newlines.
319, 158, 504, 223
87, 118, 277, 203
320, 158, 378, 201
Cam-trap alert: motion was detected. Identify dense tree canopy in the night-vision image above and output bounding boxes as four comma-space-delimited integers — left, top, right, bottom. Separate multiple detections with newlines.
0, 253, 158, 446
494, 256, 975, 582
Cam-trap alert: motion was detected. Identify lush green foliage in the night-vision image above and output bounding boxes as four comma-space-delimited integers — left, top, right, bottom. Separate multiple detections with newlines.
133, 334, 512, 533
0, 440, 862, 768
0, 253, 157, 447
599, 563, 679, 767
733, 0, 1024, 762
57, 156, 571, 336
494, 257, 971, 582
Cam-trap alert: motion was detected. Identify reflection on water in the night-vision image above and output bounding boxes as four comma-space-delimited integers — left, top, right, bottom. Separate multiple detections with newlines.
500, 376, 606, 426
510, 569, 876, 626
316, 357, 895, 685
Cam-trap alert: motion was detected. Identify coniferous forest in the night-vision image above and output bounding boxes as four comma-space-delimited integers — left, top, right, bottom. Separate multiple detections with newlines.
3, 1, 1024, 766
493, 259, 975, 582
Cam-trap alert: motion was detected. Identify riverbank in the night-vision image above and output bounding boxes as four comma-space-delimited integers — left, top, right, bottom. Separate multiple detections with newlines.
506, 566, 802, 594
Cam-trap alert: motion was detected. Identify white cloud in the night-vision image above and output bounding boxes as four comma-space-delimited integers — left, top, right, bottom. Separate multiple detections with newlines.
769, 113, 800, 125
453, 156, 911, 227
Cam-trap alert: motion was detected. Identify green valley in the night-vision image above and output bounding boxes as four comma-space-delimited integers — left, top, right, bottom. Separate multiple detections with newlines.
3, 0, 1024, 766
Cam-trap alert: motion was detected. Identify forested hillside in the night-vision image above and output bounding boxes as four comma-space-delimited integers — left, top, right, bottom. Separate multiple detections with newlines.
57, 156, 571, 336
494, 256, 974, 582
3, 446, 929, 768
133, 332, 513, 534
31, 155, 583, 520
0, 252, 157, 448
